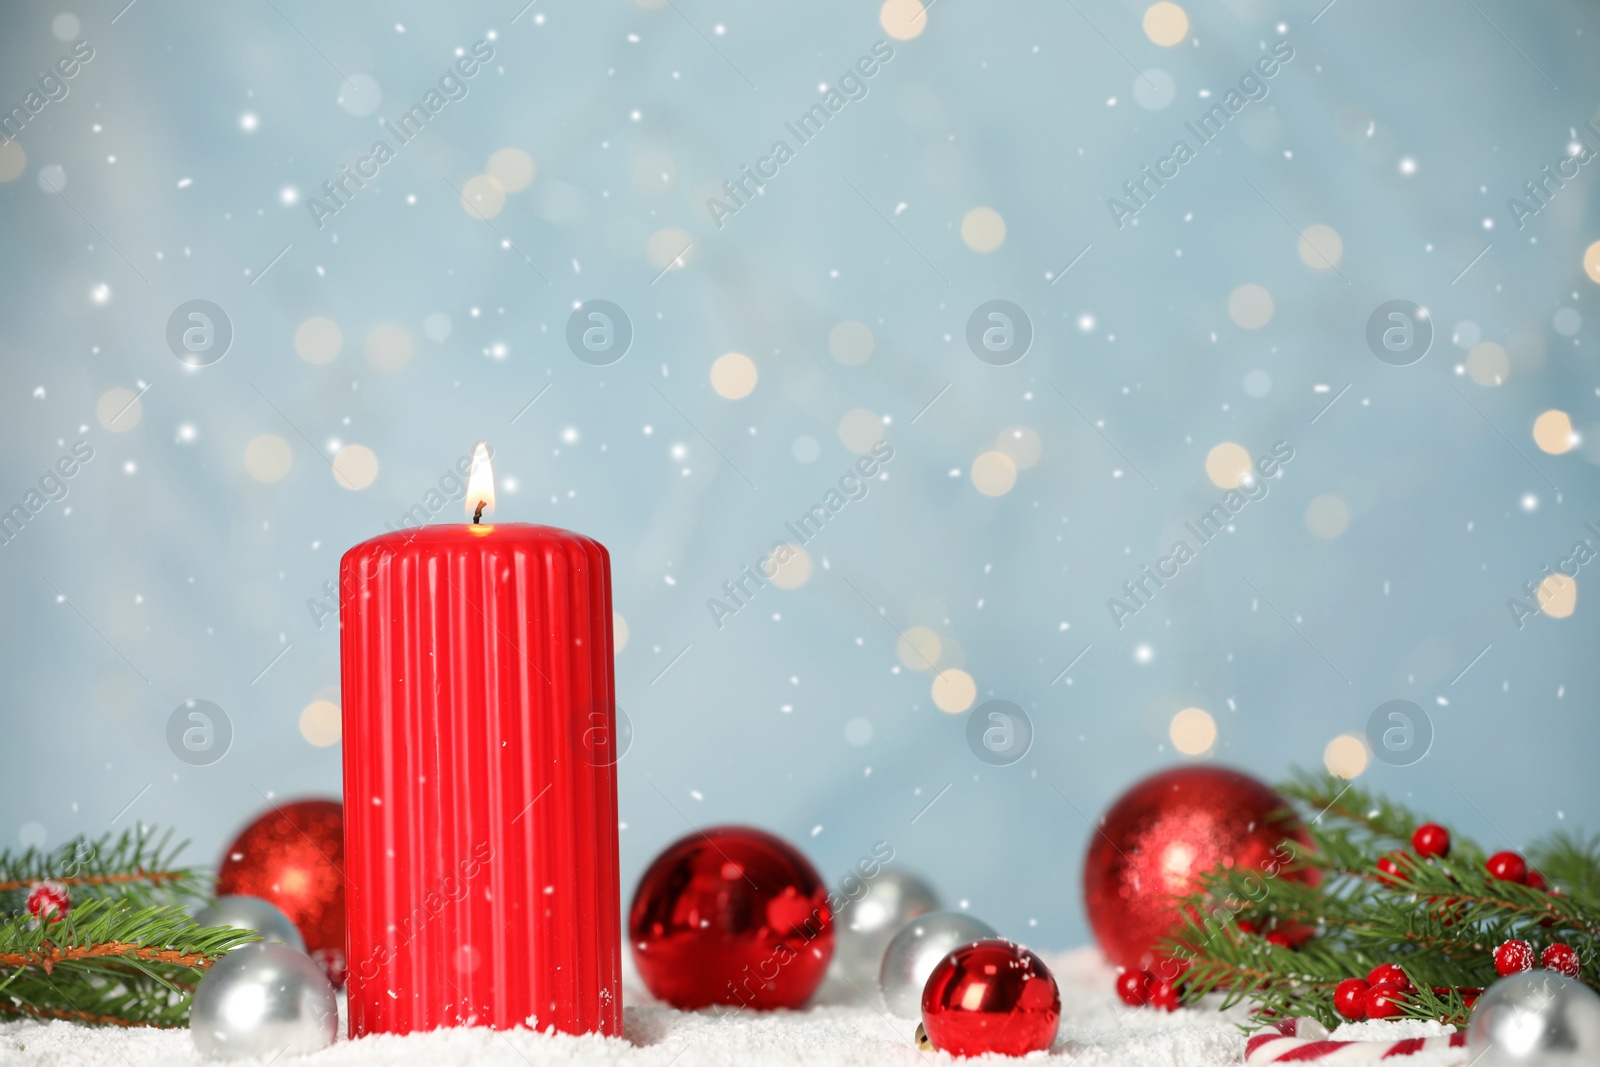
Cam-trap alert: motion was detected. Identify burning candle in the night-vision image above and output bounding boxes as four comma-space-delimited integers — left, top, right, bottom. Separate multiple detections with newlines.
340, 442, 623, 1036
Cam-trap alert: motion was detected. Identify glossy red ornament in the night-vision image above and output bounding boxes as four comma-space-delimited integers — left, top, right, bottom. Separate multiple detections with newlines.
217, 799, 344, 958
1485, 851, 1528, 883
341, 522, 623, 1038
1541, 943, 1580, 978
921, 939, 1061, 1056
1494, 939, 1534, 976
629, 826, 832, 1011
1365, 983, 1404, 1020
1083, 766, 1307, 970
1115, 969, 1152, 1006
1410, 823, 1450, 859
1366, 963, 1412, 993
1334, 978, 1369, 1020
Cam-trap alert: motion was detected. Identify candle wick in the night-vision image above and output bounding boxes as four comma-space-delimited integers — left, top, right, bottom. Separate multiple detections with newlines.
473, 501, 485, 524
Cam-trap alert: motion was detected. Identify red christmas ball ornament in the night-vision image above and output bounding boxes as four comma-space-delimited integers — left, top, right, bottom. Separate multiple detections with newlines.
1364, 983, 1405, 1020
25, 881, 70, 924
216, 799, 345, 960
1541, 943, 1581, 979
1115, 969, 1152, 1007
629, 826, 832, 1011
921, 939, 1061, 1056
1366, 963, 1412, 993
1083, 766, 1307, 970
1494, 939, 1535, 977
1410, 823, 1450, 859
1334, 978, 1370, 1020
1527, 869, 1548, 891
1485, 850, 1528, 884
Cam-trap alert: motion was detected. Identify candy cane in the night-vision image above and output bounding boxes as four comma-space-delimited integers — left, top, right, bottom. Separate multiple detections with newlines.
1244, 1017, 1468, 1063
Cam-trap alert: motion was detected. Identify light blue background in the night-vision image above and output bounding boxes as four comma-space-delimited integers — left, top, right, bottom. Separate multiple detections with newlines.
1, 0, 1597, 953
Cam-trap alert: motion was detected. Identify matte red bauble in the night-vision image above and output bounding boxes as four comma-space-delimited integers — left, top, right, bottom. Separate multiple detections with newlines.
216, 799, 345, 962
629, 826, 832, 1010
921, 939, 1061, 1057
1083, 766, 1306, 970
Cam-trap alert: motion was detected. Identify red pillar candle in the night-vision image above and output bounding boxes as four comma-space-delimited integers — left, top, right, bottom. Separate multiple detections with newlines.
339, 444, 622, 1037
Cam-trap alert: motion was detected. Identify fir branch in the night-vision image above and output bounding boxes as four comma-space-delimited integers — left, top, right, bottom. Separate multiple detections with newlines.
1530, 831, 1600, 908
0, 898, 256, 1028
0, 827, 205, 911
1167, 771, 1600, 1030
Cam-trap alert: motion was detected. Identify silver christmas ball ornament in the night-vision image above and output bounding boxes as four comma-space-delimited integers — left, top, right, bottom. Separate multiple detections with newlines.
193, 895, 305, 952
190, 942, 338, 1060
878, 910, 999, 1018
1467, 971, 1600, 1067
833, 869, 941, 985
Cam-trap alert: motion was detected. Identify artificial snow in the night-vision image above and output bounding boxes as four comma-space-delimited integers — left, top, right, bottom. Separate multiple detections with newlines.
0, 949, 1466, 1066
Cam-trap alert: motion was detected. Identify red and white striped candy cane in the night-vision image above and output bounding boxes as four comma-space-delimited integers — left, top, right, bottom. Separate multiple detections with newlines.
1244, 1017, 1468, 1063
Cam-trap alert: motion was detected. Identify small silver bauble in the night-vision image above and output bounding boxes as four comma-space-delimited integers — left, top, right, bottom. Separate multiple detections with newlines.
193, 895, 305, 953
833, 870, 940, 986
190, 942, 338, 1060
1467, 971, 1600, 1067
878, 910, 999, 1018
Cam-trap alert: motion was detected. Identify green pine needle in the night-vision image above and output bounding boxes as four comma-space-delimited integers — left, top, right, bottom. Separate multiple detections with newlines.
0, 830, 257, 1028
1163, 771, 1600, 1030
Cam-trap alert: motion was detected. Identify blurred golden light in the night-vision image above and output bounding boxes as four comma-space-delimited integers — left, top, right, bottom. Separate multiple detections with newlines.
932, 668, 976, 713
1532, 410, 1574, 454
1324, 734, 1370, 779
1169, 707, 1216, 755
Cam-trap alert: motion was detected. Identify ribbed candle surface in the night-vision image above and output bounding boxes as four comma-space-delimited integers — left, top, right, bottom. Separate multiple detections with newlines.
339, 523, 622, 1037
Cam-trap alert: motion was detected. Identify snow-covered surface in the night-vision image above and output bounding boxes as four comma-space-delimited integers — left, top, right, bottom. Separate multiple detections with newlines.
0, 948, 1465, 1066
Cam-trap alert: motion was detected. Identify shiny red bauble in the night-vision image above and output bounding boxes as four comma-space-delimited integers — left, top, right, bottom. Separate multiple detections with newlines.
1083, 766, 1307, 970
1334, 978, 1370, 1020
1365, 983, 1405, 1020
1494, 939, 1534, 977
216, 799, 344, 959
1485, 851, 1528, 883
921, 940, 1061, 1057
629, 826, 832, 1011
1410, 823, 1450, 859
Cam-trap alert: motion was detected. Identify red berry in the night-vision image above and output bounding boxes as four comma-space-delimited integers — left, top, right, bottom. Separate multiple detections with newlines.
1411, 823, 1451, 859
1236, 919, 1258, 935
1485, 851, 1528, 883
1527, 869, 1548, 891
1265, 932, 1294, 950
1376, 852, 1411, 886
25, 881, 70, 924
1334, 978, 1370, 1020
1541, 943, 1581, 979
1149, 977, 1180, 1012
1365, 983, 1405, 1020
1366, 963, 1412, 993
1116, 969, 1152, 1007
1494, 940, 1534, 977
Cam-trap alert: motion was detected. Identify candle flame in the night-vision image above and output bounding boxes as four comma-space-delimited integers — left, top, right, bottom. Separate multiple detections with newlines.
466, 441, 494, 522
